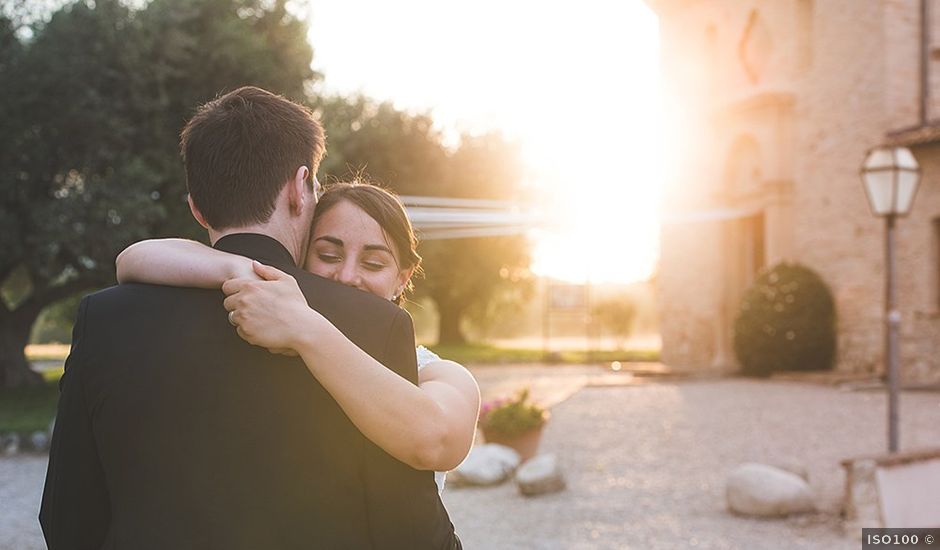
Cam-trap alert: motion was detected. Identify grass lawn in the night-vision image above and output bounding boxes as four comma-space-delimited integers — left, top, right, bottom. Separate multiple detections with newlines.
425, 342, 660, 365
0, 347, 66, 433
0, 380, 59, 433
24, 344, 70, 361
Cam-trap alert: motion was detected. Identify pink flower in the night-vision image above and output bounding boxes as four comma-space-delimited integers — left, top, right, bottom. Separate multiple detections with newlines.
480, 398, 507, 418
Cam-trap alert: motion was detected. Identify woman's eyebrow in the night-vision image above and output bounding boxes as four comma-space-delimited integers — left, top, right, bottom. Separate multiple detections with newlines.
364, 244, 393, 254
315, 236, 391, 255
314, 236, 344, 247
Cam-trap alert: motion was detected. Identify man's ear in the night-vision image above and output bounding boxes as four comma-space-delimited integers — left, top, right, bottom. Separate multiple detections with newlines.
187, 194, 210, 230
288, 166, 310, 216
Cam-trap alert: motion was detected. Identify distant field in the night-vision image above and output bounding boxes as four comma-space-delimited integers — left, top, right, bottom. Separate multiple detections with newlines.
0, 381, 58, 433
0, 346, 68, 432
426, 342, 659, 365
25, 344, 70, 362
487, 334, 661, 352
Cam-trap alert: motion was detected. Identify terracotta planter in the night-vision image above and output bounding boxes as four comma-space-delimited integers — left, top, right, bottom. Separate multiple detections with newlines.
481, 424, 544, 462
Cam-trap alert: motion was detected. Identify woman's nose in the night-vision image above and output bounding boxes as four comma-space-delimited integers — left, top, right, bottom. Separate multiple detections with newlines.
335, 260, 361, 287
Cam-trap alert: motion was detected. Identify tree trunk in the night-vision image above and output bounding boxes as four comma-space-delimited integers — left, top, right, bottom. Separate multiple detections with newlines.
0, 308, 44, 389
436, 300, 467, 345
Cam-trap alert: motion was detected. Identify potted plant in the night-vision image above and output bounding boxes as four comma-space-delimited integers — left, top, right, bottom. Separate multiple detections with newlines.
479, 388, 549, 462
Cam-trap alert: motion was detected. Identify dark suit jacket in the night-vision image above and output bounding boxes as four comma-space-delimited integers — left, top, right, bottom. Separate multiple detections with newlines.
40, 233, 455, 549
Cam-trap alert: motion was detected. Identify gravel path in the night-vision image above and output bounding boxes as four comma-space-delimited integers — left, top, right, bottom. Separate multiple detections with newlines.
3, 374, 938, 549
443, 379, 940, 549
0, 456, 46, 550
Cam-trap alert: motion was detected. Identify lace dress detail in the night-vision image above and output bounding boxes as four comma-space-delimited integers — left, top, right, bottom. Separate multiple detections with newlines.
415, 346, 447, 494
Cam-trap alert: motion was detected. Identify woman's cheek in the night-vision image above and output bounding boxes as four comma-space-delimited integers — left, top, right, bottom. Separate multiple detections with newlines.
306, 260, 334, 279
365, 273, 396, 300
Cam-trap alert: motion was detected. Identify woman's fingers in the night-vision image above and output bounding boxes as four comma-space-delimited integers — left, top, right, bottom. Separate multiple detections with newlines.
221, 268, 306, 351
222, 277, 252, 296
222, 293, 242, 313
252, 261, 289, 281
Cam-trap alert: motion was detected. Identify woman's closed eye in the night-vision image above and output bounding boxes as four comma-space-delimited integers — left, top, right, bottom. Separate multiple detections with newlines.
318, 253, 342, 263
362, 261, 387, 271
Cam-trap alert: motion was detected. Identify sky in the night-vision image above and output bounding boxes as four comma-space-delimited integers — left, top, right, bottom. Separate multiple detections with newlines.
305, 0, 665, 283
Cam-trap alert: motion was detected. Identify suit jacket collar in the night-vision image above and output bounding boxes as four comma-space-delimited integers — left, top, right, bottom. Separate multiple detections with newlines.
213, 233, 297, 268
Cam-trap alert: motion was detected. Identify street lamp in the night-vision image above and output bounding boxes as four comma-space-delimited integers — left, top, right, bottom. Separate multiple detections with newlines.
859, 146, 921, 453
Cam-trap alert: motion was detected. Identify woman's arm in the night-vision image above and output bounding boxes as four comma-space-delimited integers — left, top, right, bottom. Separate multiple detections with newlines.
223, 262, 481, 471
414, 359, 481, 468
116, 238, 254, 288
293, 317, 479, 471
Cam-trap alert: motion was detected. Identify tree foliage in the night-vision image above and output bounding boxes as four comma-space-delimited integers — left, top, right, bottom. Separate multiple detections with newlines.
1, 0, 531, 390
0, 0, 317, 387
591, 296, 636, 350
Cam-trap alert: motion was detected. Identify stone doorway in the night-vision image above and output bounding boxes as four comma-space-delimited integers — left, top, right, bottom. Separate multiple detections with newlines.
713, 212, 766, 369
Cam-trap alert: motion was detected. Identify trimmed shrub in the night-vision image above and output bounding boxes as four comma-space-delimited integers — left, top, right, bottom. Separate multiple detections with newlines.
733, 262, 836, 377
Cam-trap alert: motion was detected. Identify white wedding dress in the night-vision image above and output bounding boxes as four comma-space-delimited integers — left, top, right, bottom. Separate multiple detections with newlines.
415, 345, 447, 494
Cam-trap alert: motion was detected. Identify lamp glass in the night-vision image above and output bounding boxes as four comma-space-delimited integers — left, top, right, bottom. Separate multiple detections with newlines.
896, 169, 919, 215
862, 169, 894, 216
861, 146, 921, 216
864, 148, 895, 170
894, 147, 919, 170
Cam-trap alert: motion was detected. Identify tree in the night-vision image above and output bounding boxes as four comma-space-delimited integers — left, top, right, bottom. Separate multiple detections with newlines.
0, 0, 317, 388
314, 95, 450, 188
316, 99, 531, 344
591, 296, 637, 350
419, 134, 531, 344
30, 295, 83, 345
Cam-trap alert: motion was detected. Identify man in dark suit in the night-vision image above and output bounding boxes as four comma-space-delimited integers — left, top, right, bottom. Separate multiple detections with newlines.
40, 86, 457, 549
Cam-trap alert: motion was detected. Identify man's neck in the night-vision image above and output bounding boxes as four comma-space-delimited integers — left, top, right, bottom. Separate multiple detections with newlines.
208, 223, 304, 266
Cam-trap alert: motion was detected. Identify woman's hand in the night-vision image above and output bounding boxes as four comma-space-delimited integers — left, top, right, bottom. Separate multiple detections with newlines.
222, 262, 318, 352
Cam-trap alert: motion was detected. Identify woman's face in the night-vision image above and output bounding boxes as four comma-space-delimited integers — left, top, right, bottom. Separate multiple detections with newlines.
304, 199, 412, 301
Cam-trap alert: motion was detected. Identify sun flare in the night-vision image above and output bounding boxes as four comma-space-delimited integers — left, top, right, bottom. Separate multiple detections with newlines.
308, 0, 664, 283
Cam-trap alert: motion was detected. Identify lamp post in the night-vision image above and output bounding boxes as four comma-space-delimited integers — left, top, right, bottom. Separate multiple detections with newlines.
860, 146, 921, 453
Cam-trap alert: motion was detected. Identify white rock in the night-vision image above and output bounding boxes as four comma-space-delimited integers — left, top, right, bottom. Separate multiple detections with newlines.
515, 453, 566, 496
727, 463, 815, 517
30, 431, 50, 452
449, 444, 520, 487
771, 461, 809, 482
1, 433, 21, 455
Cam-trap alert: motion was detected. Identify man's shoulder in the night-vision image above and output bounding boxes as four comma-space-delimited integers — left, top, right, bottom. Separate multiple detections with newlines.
81, 283, 222, 319
87, 282, 218, 302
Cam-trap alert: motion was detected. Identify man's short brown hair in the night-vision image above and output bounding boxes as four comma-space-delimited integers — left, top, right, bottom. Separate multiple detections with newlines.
180, 86, 326, 229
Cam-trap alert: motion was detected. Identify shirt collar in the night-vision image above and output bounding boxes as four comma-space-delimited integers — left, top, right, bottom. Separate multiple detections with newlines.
213, 233, 297, 267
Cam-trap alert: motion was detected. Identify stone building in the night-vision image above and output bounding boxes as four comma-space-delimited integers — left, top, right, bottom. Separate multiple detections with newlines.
648, 0, 940, 383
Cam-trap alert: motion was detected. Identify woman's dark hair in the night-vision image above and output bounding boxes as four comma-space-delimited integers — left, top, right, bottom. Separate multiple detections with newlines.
312, 181, 422, 303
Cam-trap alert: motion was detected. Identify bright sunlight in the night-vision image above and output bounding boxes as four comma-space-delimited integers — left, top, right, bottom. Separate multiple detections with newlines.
307, 0, 665, 283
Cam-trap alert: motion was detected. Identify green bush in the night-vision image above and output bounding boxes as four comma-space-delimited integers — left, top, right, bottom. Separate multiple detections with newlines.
479, 388, 549, 438
733, 262, 836, 377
